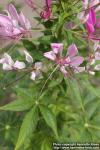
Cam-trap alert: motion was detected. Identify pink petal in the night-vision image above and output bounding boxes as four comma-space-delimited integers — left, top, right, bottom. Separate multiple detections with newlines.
67, 44, 78, 57
70, 56, 84, 67
44, 51, 56, 61
86, 22, 95, 34
45, 0, 52, 7
19, 12, 31, 29
60, 66, 68, 76
40, 8, 51, 20
7, 4, 19, 21
88, 8, 96, 25
0, 27, 13, 38
51, 43, 63, 54
13, 61, 26, 69
0, 15, 13, 28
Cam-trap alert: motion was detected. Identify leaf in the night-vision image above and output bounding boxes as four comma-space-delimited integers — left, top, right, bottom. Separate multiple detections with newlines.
41, 139, 52, 150
82, 79, 100, 98
39, 105, 58, 139
15, 106, 38, 150
48, 76, 63, 88
0, 98, 33, 111
67, 79, 84, 109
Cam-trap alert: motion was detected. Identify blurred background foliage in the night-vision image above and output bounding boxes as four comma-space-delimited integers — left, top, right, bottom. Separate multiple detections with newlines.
0, 0, 100, 150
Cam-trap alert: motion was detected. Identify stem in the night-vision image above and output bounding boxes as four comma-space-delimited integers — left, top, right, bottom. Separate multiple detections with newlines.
38, 65, 59, 99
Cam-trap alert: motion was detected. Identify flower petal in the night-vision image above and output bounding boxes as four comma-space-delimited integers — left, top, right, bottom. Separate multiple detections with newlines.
90, 0, 99, 8
30, 71, 36, 80
0, 53, 14, 65
35, 62, 42, 70
7, 4, 19, 21
86, 22, 95, 34
70, 56, 84, 66
88, 8, 96, 25
24, 50, 33, 63
13, 61, 26, 69
94, 41, 99, 51
0, 15, 13, 28
74, 67, 85, 73
51, 43, 63, 54
95, 64, 100, 71
60, 66, 68, 76
95, 52, 100, 60
2, 63, 13, 71
44, 51, 56, 61
67, 44, 78, 57
19, 12, 31, 29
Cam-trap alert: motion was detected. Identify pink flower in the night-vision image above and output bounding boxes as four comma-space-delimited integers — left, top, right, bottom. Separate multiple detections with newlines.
78, 0, 100, 23
44, 43, 84, 76
0, 4, 31, 40
40, 0, 52, 20
0, 53, 26, 70
86, 8, 100, 40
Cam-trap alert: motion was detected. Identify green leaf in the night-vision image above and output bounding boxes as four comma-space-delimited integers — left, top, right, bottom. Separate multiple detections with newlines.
67, 78, 84, 110
41, 139, 52, 150
82, 79, 100, 98
0, 98, 33, 111
39, 105, 58, 139
15, 106, 38, 150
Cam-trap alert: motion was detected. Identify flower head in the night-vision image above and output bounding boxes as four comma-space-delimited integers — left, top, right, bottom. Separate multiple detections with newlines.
44, 43, 84, 76
0, 4, 31, 40
40, 0, 52, 20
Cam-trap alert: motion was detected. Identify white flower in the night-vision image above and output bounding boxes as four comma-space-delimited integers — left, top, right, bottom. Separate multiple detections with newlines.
0, 53, 26, 71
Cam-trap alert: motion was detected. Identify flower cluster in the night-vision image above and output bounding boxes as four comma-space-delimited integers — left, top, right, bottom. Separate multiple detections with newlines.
0, 51, 42, 81
0, 4, 31, 40
44, 43, 84, 76
25, 0, 52, 20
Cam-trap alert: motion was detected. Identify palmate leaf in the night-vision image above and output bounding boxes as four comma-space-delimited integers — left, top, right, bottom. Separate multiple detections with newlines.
0, 88, 35, 111
0, 99, 33, 111
15, 106, 38, 150
39, 105, 58, 139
